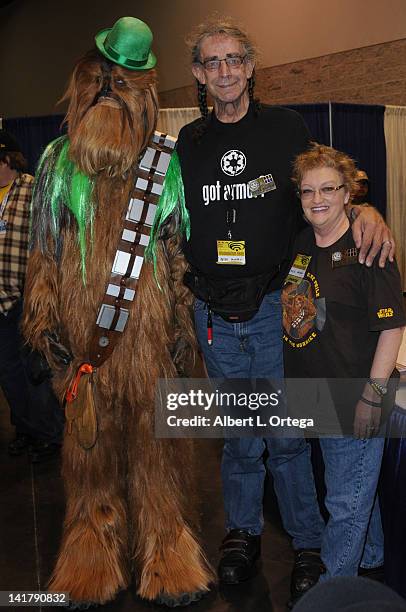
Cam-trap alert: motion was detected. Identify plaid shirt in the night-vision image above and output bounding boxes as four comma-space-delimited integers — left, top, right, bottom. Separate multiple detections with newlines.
0, 173, 33, 315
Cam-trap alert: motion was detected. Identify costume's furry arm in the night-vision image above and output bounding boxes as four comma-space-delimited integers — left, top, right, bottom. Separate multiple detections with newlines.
22, 138, 71, 370
22, 249, 67, 370
145, 149, 196, 375
164, 225, 197, 377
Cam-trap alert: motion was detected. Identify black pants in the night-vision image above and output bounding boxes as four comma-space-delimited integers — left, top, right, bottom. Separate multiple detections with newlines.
0, 301, 64, 443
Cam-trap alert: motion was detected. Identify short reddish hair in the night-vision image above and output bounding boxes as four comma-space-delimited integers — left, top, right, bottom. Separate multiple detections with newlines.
293, 142, 357, 194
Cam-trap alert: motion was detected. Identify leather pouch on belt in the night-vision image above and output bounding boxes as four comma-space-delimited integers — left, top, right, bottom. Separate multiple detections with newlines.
65, 366, 98, 450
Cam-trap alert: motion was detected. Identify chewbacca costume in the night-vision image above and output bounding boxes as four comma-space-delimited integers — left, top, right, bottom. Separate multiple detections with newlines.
22, 17, 212, 609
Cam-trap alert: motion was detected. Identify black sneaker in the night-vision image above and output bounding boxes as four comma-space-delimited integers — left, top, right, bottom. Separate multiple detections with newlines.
288, 548, 325, 609
29, 440, 61, 463
218, 529, 261, 584
8, 433, 34, 456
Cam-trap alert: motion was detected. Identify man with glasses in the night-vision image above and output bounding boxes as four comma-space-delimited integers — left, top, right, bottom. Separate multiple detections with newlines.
176, 17, 393, 604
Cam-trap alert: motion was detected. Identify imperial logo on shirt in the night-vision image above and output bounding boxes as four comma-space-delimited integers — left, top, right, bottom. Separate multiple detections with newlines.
221, 150, 246, 176
377, 307, 394, 318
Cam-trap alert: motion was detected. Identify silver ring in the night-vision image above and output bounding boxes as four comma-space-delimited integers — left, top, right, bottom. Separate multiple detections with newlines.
382, 240, 391, 246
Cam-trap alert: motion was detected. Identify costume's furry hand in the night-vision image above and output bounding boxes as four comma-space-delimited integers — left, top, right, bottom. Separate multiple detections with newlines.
171, 336, 195, 377
23, 346, 52, 385
44, 331, 73, 366
159, 210, 180, 242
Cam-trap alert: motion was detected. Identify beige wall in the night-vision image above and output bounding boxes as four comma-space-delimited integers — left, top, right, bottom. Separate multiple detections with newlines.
160, 38, 406, 108
1, 0, 406, 117
144, 0, 406, 93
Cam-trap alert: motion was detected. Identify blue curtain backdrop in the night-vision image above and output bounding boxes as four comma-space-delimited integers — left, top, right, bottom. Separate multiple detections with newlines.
287, 103, 331, 146
3, 103, 387, 216
331, 103, 387, 216
3, 114, 65, 176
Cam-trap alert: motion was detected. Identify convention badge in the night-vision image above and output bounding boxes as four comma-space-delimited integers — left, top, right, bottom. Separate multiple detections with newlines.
285, 254, 311, 284
331, 247, 358, 268
0, 219, 7, 234
216, 240, 246, 265
248, 174, 276, 197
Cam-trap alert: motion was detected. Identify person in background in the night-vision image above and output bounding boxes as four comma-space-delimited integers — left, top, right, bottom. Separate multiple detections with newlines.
282, 142, 405, 605
171, 15, 396, 606
0, 129, 63, 462
352, 169, 370, 204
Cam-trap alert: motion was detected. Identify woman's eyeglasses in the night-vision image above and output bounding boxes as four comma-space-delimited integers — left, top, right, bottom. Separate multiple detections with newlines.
297, 184, 345, 200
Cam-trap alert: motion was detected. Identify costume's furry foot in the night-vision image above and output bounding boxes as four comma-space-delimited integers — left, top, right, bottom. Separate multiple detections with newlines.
49, 511, 129, 605
153, 590, 205, 607
137, 525, 214, 602
66, 600, 98, 610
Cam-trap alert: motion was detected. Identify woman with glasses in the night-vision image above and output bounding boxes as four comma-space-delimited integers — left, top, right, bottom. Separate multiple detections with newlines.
282, 143, 405, 600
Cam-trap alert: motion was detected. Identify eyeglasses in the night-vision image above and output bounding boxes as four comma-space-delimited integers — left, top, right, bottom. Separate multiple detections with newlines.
297, 184, 345, 200
199, 55, 246, 72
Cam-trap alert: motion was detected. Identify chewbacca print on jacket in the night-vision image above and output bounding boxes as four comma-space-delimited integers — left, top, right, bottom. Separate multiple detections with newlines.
22, 17, 212, 610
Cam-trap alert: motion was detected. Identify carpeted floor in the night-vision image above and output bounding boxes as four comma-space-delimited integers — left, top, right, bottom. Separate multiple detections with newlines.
0, 387, 293, 612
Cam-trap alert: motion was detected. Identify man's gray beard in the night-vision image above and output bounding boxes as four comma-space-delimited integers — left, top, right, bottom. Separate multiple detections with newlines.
215, 85, 248, 117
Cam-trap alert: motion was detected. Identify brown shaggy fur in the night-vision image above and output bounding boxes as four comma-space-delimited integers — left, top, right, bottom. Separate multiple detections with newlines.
22, 49, 213, 605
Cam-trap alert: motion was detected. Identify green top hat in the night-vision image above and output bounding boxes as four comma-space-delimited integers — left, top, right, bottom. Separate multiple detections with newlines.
95, 16, 156, 70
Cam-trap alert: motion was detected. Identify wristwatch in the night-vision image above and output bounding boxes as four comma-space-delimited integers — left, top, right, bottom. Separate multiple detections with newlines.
367, 379, 387, 397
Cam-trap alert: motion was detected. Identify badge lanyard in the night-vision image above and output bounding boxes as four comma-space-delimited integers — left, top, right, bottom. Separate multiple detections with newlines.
216, 196, 246, 267
0, 192, 9, 219
209, 172, 277, 343
225, 202, 236, 239
0, 192, 10, 233
208, 197, 238, 345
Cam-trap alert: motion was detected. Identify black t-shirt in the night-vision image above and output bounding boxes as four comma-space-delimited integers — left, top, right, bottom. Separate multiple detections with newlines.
283, 226, 406, 379
177, 104, 310, 288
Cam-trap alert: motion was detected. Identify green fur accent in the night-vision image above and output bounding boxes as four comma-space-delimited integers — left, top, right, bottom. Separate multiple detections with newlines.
33, 136, 94, 281
145, 150, 190, 279
33, 138, 186, 287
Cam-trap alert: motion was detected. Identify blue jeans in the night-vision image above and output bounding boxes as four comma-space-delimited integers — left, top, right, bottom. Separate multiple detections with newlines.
318, 437, 384, 579
0, 301, 64, 443
194, 290, 325, 549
